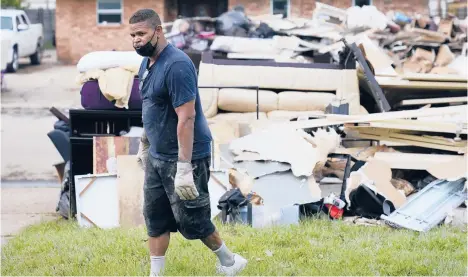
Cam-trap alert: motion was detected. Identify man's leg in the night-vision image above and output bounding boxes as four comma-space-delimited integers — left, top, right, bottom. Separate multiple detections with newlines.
201, 230, 236, 267
144, 156, 178, 276
159, 157, 247, 275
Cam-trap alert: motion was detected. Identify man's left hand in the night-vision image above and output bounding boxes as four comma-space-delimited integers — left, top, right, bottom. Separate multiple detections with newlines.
174, 162, 199, 200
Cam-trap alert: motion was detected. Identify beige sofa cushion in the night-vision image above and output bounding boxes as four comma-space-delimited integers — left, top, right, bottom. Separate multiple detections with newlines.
218, 89, 278, 113
277, 91, 335, 111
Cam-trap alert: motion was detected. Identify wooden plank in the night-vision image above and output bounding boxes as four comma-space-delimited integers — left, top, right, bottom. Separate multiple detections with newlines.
275, 105, 466, 131
356, 128, 466, 147
117, 155, 145, 228
376, 76, 467, 90
347, 119, 467, 134
354, 132, 466, 153
79, 176, 97, 197
373, 152, 464, 170
401, 73, 467, 82
396, 97, 467, 107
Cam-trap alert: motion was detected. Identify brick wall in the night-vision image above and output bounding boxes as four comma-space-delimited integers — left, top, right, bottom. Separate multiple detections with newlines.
372, 0, 429, 14
56, 0, 164, 64
228, 0, 271, 16
237, 0, 428, 18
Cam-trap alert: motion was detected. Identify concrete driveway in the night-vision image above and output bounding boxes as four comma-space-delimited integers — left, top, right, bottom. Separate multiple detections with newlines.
1, 49, 76, 246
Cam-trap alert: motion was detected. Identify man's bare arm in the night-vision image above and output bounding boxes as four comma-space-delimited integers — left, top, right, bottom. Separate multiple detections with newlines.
175, 100, 196, 162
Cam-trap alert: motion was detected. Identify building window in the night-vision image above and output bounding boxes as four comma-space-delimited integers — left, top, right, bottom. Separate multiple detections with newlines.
271, 0, 289, 18
97, 0, 123, 25
353, 0, 372, 7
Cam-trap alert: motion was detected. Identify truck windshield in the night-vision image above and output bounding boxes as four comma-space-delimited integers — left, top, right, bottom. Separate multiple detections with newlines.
1, 17, 13, 30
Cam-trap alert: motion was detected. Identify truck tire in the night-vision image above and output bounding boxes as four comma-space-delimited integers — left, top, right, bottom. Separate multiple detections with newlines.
6, 48, 18, 73
30, 43, 43, 65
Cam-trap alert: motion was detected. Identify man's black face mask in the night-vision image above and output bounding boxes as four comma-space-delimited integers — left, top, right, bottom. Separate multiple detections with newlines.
134, 29, 157, 57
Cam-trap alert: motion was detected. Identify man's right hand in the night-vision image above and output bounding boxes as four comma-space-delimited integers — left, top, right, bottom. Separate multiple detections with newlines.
137, 131, 149, 171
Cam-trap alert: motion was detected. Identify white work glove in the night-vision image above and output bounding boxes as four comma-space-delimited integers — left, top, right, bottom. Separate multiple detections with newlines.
137, 131, 149, 171
174, 162, 199, 200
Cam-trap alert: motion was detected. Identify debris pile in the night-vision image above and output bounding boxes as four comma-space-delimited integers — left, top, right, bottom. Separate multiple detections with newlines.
213, 105, 467, 232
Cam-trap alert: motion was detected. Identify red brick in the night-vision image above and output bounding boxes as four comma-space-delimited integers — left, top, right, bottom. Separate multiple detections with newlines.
56, 0, 164, 64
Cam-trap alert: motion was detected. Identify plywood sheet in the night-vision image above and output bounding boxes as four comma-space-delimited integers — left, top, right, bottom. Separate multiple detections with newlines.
93, 136, 140, 174
117, 155, 145, 228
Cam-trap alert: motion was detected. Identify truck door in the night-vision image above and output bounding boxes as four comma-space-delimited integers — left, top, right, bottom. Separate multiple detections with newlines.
16, 15, 29, 56
20, 14, 35, 55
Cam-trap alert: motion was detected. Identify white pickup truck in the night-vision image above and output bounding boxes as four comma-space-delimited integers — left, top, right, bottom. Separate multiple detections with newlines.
1, 9, 44, 73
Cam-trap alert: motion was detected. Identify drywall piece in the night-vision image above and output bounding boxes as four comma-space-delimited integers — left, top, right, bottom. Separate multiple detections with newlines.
219, 143, 291, 178
117, 155, 145, 228
234, 159, 291, 179
229, 128, 340, 177
252, 171, 322, 212
427, 155, 467, 181
373, 152, 465, 171
75, 174, 119, 229
381, 178, 467, 232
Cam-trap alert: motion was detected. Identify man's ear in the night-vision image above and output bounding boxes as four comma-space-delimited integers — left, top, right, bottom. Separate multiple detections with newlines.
156, 25, 163, 36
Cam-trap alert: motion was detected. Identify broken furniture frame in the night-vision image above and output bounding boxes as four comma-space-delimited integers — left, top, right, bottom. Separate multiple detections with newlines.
340, 38, 391, 113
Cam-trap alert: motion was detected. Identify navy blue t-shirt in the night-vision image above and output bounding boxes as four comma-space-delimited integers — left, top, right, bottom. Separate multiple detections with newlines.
138, 44, 212, 162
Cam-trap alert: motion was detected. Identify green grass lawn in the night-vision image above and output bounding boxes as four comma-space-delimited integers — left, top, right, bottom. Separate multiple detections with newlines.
2, 218, 466, 276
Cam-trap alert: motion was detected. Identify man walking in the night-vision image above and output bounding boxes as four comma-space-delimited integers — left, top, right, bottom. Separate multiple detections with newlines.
131, 9, 247, 276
